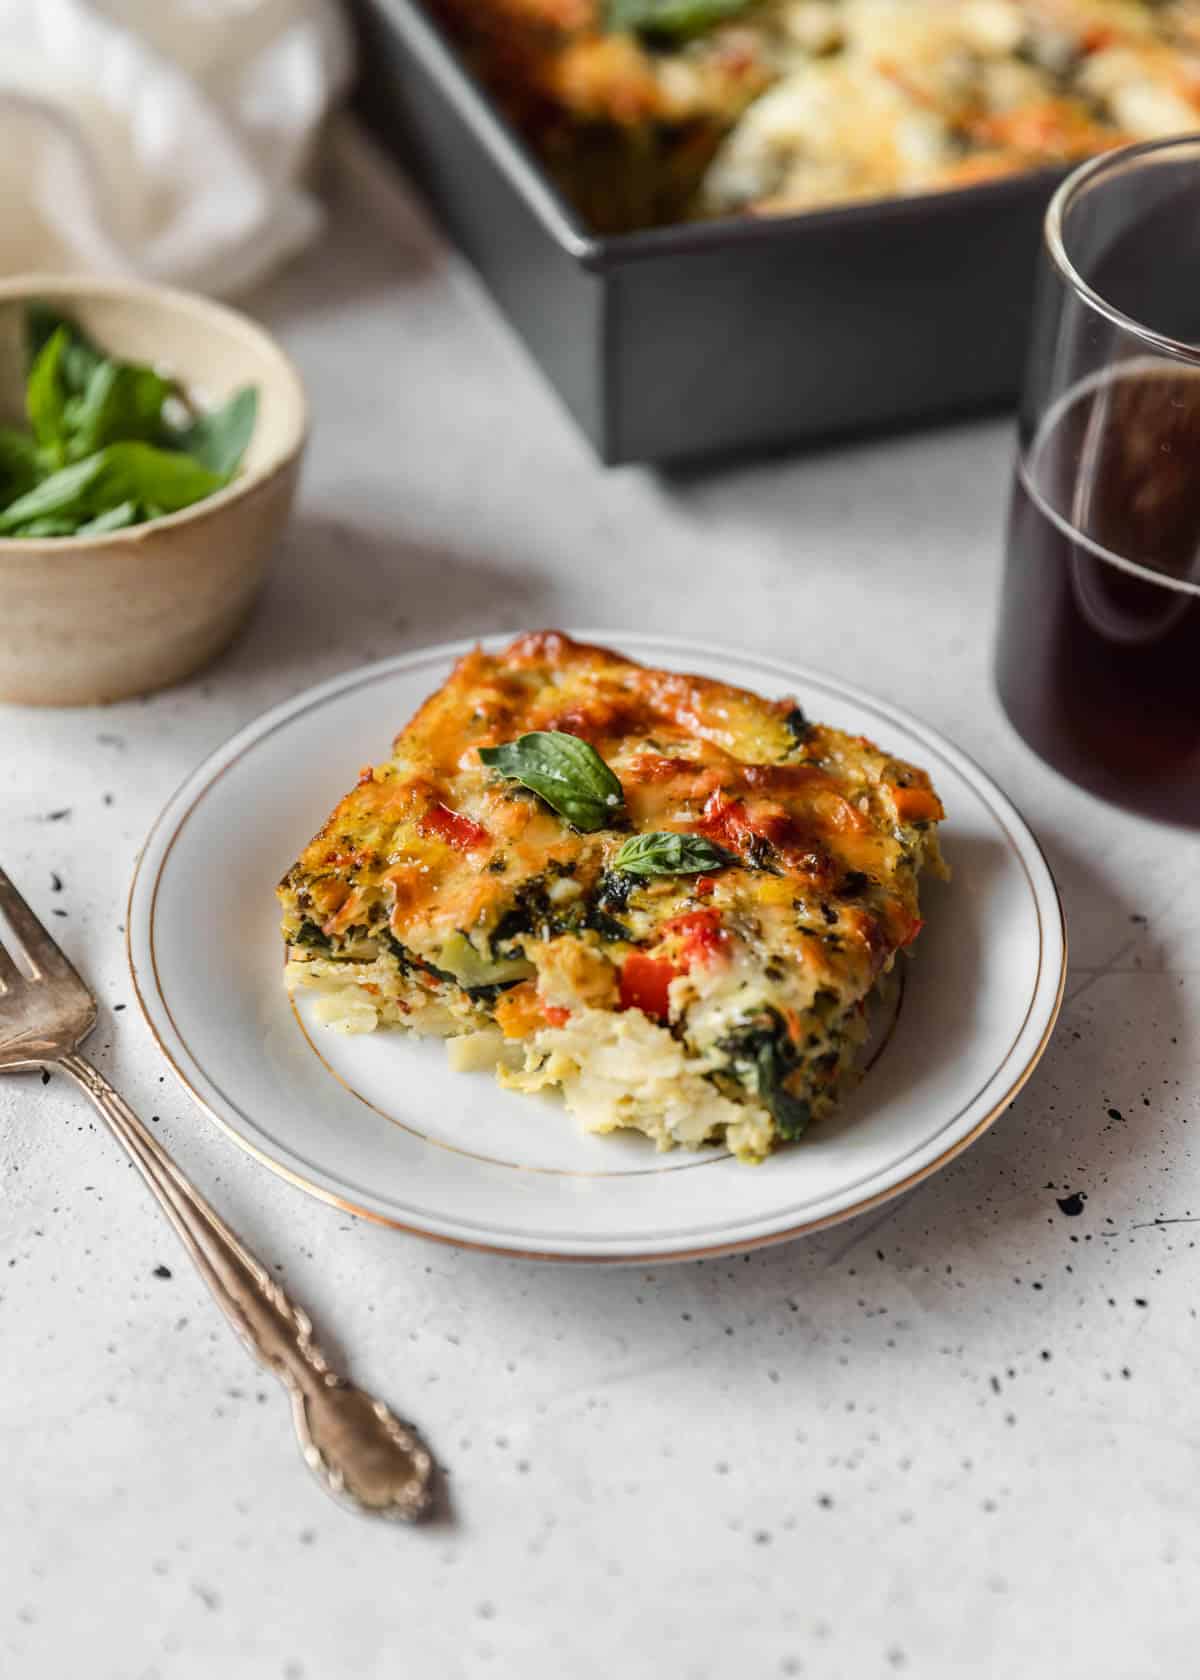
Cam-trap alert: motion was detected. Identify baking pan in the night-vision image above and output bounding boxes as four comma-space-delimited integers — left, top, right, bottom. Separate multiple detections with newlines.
349, 0, 1068, 465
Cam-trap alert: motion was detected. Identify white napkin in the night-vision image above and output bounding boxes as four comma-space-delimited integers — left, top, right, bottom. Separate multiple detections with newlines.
0, 0, 354, 296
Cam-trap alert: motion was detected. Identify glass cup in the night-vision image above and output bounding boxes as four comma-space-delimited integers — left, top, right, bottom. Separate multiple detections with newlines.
995, 137, 1200, 826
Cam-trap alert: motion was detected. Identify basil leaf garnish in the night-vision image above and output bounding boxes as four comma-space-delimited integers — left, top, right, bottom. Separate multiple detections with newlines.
479, 731, 624, 832
605, 0, 755, 41
612, 831, 735, 877
176, 386, 258, 477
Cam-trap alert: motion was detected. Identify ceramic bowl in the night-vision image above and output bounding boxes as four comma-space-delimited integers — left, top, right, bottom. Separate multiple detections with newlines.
0, 275, 307, 706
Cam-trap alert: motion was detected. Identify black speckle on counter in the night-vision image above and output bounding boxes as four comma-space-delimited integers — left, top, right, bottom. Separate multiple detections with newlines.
1130, 913, 1148, 925
153, 1264, 173, 1279
1056, 1191, 1087, 1217
51, 908, 67, 918
49, 871, 62, 892
816, 1494, 834, 1510
1107, 1107, 1124, 1123
1134, 1297, 1148, 1308
40, 1070, 50, 1086
102, 793, 114, 807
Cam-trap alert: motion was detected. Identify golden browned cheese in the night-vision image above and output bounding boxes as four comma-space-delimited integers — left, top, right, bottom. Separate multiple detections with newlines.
278, 631, 943, 1008
422, 0, 1200, 231
429, 0, 770, 125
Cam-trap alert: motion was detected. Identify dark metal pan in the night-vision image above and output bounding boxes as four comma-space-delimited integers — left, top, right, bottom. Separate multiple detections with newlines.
349, 0, 1067, 465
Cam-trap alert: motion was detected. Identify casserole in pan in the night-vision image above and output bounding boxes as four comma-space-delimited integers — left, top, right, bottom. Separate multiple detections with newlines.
350, 0, 1196, 462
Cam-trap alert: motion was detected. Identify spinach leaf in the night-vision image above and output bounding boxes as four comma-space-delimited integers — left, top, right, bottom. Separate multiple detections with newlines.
716, 1008, 813, 1141
596, 868, 634, 912
742, 831, 781, 873
0, 443, 226, 535
782, 704, 812, 748
479, 731, 624, 832
292, 920, 332, 951
605, 0, 755, 40
766, 1086, 812, 1141
175, 386, 257, 477
586, 905, 634, 942
612, 831, 735, 877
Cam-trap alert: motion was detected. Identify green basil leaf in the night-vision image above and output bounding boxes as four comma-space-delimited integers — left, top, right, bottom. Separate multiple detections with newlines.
0, 427, 39, 502
26, 327, 70, 458
7, 516, 81, 538
0, 442, 225, 535
68, 359, 173, 458
604, 0, 755, 40
0, 454, 107, 531
479, 731, 624, 832
25, 305, 106, 395
612, 831, 736, 877
74, 499, 142, 535
175, 386, 258, 477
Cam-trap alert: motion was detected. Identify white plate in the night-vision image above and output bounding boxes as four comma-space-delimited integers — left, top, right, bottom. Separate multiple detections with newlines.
127, 634, 1066, 1263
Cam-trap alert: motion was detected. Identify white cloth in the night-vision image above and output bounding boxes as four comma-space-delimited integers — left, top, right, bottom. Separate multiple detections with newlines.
0, 0, 354, 296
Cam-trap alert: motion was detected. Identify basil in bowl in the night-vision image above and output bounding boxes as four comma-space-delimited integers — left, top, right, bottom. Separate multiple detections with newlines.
0, 276, 307, 705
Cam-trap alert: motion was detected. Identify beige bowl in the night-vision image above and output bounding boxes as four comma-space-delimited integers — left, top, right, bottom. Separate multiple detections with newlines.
0, 275, 307, 705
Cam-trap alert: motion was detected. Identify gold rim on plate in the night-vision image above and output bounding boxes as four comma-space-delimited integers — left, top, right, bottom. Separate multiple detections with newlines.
126, 634, 1067, 1264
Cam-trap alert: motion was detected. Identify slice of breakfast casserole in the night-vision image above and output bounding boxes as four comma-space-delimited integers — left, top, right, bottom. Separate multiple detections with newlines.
277, 632, 946, 1160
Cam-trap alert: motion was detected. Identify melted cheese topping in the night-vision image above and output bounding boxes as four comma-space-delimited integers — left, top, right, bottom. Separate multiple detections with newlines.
280, 629, 942, 1011
425, 0, 1200, 226
278, 632, 949, 1157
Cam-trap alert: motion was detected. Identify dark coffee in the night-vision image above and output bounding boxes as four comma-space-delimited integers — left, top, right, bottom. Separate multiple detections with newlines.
996, 360, 1200, 824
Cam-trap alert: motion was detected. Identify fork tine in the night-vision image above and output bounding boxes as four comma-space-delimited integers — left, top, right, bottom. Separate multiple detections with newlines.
0, 865, 81, 983
0, 935, 21, 991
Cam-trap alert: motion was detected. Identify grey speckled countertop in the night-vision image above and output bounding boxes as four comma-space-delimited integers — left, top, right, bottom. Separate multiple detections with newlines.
2, 124, 1196, 1680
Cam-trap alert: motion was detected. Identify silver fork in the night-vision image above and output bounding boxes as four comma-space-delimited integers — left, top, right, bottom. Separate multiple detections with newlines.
0, 865, 434, 1522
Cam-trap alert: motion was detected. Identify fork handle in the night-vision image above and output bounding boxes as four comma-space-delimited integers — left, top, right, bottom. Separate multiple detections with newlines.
58, 1051, 433, 1521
